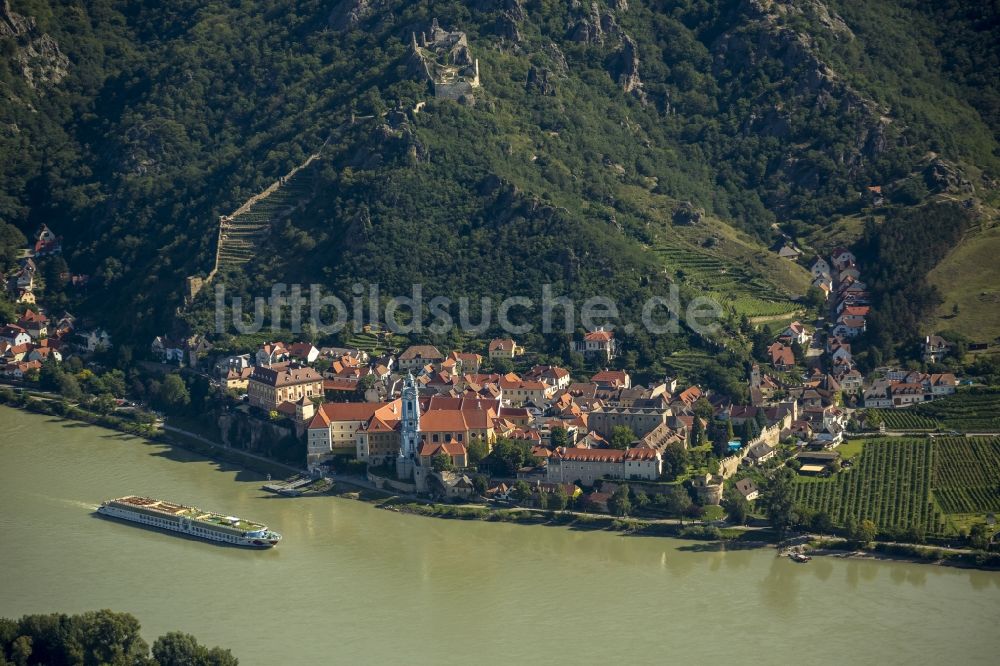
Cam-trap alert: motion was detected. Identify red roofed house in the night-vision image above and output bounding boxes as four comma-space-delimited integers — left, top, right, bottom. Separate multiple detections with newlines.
488, 338, 523, 360
575, 327, 617, 362
526, 365, 571, 390
308, 400, 401, 463
33, 224, 61, 256
778, 321, 810, 346
288, 342, 320, 364
418, 441, 468, 469
546, 447, 662, 486
590, 369, 631, 390
17, 310, 49, 340
0, 324, 32, 347
256, 342, 289, 367
768, 342, 795, 372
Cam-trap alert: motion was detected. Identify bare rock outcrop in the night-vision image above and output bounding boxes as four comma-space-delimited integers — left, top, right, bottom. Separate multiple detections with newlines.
525, 66, 556, 95
613, 34, 645, 101
713, 0, 891, 176
0, 0, 69, 88
328, 0, 390, 30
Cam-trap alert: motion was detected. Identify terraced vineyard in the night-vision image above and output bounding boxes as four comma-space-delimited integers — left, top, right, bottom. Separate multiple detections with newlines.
216, 154, 321, 269
344, 330, 408, 354
663, 351, 714, 379
910, 390, 1000, 432
652, 235, 800, 319
931, 437, 1000, 515
792, 439, 943, 535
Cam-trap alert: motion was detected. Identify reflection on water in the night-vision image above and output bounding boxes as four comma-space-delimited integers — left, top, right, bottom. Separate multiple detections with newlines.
2, 406, 999, 666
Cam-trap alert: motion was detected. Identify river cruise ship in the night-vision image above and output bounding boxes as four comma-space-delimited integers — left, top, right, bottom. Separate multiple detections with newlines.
97, 496, 281, 548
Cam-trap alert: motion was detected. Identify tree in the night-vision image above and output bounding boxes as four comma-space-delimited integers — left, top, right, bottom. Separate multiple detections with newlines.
968, 523, 990, 550
485, 438, 537, 476
66, 609, 150, 666
152, 631, 239, 666
157, 374, 190, 413
853, 519, 878, 546
661, 442, 688, 480
490, 356, 514, 374
759, 467, 797, 538
609, 483, 631, 516
466, 439, 488, 466
471, 475, 488, 496
791, 341, 805, 365
810, 511, 833, 534
431, 452, 454, 472
609, 425, 635, 450
545, 483, 569, 511
57, 373, 82, 401
512, 480, 532, 503
549, 426, 569, 449
742, 418, 761, 446
723, 485, 750, 525
691, 417, 707, 446
709, 419, 733, 458
692, 397, 714, 422
662, 485, 690, 516
805, 286, 826, 310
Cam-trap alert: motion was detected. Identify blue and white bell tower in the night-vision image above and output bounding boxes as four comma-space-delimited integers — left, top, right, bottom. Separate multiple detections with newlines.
396, 373, 421, 480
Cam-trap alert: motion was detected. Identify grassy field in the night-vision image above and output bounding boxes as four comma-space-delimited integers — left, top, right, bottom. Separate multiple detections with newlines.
800, 213, 869, 255
793, 436, 1000, 537
927, 219, 1000, 342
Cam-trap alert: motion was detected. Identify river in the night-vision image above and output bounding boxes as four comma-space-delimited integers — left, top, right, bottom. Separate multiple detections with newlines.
1, 406, 998, 664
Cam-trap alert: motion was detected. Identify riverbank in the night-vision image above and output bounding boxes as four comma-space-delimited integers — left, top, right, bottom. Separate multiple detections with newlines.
0, 390, 300, 479
4, 398, 998, 570
322, 478, 1000, 569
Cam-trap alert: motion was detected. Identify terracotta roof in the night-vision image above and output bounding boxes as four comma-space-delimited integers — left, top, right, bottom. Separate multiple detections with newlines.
583, 329, 613, 342
419, 441, 467, 458
288, 342, 317, 357
553, 447, 658, 462
591, 370, 629, 385
677, 386, 702, 405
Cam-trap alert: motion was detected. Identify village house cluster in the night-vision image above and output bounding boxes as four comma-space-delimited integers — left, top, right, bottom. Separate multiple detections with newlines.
157, 318, 845, 506
2, 226, 108, 378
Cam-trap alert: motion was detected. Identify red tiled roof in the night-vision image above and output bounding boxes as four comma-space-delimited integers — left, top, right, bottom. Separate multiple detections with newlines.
584, 330, 613, 342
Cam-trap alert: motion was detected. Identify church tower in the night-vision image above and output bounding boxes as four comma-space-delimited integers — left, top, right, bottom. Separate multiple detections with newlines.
396, 373, 421, 481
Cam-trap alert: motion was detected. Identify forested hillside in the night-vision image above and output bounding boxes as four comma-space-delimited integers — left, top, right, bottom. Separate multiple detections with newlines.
1, 0, 997, 357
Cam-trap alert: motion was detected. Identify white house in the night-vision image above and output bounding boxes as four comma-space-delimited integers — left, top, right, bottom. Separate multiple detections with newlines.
778, 321, 811, 346
79, 329, 112, 352
810, 257, 831, 279
831, 248, 856, 271
0, 325, 32, 347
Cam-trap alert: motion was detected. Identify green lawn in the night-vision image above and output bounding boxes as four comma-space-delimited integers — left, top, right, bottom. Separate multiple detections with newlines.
927, 221, 1000, 342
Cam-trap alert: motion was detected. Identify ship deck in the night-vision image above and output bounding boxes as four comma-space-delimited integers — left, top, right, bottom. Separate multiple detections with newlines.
112, 496, 266, 532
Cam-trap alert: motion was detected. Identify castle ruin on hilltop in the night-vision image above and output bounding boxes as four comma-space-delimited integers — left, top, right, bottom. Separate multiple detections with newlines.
410, 18, 480, 102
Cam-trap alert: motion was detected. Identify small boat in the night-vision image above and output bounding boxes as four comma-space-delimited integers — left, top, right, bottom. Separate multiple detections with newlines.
789, 552, 812, 563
